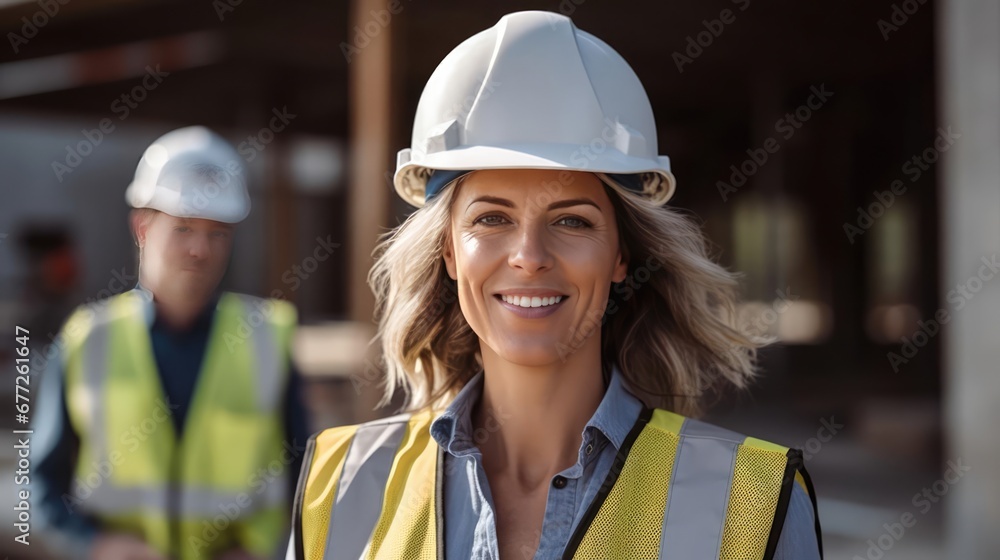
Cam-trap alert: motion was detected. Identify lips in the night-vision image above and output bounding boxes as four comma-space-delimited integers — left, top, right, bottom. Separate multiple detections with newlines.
494, 293, 568, 318
498, 294, 564, 308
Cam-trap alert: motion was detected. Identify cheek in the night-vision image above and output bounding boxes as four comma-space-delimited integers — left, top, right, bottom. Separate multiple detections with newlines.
162, 236, 184, 259
557, 238, 618, 280
454, 235, 498, 287
144, 232, 168, 258
211, 238, 232, 263
453, 238, 503, 325
160, 235, 192, 265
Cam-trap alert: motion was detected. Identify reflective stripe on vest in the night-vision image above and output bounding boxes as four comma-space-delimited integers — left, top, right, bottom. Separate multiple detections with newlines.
67, 480, 286, 517
62, 290, 295, 560
660, 419, 746, 559
294, 408, 821, 560
326, 418, 408, 560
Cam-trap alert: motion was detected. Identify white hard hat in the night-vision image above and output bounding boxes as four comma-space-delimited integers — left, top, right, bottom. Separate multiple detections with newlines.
394, 10, 677, 208
125, 126, 250, 223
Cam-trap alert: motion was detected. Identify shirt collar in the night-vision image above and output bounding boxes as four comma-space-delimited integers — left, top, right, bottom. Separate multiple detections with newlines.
429, 369, 485, 457
132, 282, 156, 328
586, 364, 646, 450
429, 363, 646, 457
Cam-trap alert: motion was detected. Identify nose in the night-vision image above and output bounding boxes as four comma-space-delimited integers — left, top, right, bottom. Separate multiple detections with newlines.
188, 232, 210, 260
508, 222, 554, 274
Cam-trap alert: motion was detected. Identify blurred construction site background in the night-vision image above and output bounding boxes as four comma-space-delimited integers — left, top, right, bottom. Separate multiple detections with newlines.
0, 0, 997, 558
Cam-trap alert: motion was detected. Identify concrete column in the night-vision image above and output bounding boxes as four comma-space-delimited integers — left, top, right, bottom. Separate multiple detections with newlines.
939, 0, 1000, 557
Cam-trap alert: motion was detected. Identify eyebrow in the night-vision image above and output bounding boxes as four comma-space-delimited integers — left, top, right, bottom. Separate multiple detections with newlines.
467, 195, 600, 211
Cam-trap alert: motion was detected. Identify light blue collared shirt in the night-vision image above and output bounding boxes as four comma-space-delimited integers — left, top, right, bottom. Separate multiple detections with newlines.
429, 366, 821, 559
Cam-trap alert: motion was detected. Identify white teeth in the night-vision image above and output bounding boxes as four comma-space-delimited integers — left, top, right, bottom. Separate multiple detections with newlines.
501, 295, 564, 308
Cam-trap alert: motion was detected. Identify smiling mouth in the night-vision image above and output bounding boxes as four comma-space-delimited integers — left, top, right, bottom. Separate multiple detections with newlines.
494, 294, 568, 308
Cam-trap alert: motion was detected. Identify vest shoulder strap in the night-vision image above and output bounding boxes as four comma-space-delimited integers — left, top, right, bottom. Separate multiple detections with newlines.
228, 292, 298, 329
566, 408, 821, 560
60, 292, 136, 362
294, 411, 436, 560
648, 410, 821, 560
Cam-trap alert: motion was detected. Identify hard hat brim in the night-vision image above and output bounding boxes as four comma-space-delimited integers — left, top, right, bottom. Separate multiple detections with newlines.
394, 143, 675, 208
125, 180, 251, 224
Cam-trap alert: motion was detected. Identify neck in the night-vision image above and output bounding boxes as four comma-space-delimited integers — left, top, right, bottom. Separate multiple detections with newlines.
138, 271, 214, 331
475, 338, 606, 493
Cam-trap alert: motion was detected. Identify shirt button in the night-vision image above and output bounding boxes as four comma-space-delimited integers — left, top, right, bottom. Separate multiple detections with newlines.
585, 443, 594, 455
552, 476, 567, 489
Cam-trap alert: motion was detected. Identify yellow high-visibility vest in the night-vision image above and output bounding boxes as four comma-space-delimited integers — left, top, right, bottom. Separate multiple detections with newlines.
62, 289, 296, 560
292, 407, 822, 560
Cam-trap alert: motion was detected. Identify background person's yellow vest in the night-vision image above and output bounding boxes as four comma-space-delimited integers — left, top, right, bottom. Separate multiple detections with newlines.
62, 290, 296, 560
293, 408, 822, 560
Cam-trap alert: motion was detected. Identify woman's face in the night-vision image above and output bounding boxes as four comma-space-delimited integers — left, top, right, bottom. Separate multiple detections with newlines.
443, 169, 628, 367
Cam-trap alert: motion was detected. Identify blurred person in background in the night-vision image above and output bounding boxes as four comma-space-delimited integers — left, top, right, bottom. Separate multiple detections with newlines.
34, 126, 310, 560
288, 11, 822, 560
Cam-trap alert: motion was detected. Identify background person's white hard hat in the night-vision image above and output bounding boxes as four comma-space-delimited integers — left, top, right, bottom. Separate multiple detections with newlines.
394, 10, 677, 208
125, 126, 251, 223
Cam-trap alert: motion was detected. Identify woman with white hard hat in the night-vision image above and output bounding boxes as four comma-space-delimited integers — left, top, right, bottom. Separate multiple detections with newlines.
289, 11, 822, 560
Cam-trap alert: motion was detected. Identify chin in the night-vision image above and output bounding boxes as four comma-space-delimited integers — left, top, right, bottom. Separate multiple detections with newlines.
170, 276, 215, 294
492, 338, 566, 367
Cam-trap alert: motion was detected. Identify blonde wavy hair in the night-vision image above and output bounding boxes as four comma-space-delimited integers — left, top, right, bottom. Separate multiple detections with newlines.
367, 174, 770, 417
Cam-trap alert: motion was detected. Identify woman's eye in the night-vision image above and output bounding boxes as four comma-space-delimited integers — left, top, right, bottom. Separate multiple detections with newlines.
474, 215, 508, 226
557, 216, 590, 228
211, 231, 229, 238
175, 227, 191, 233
